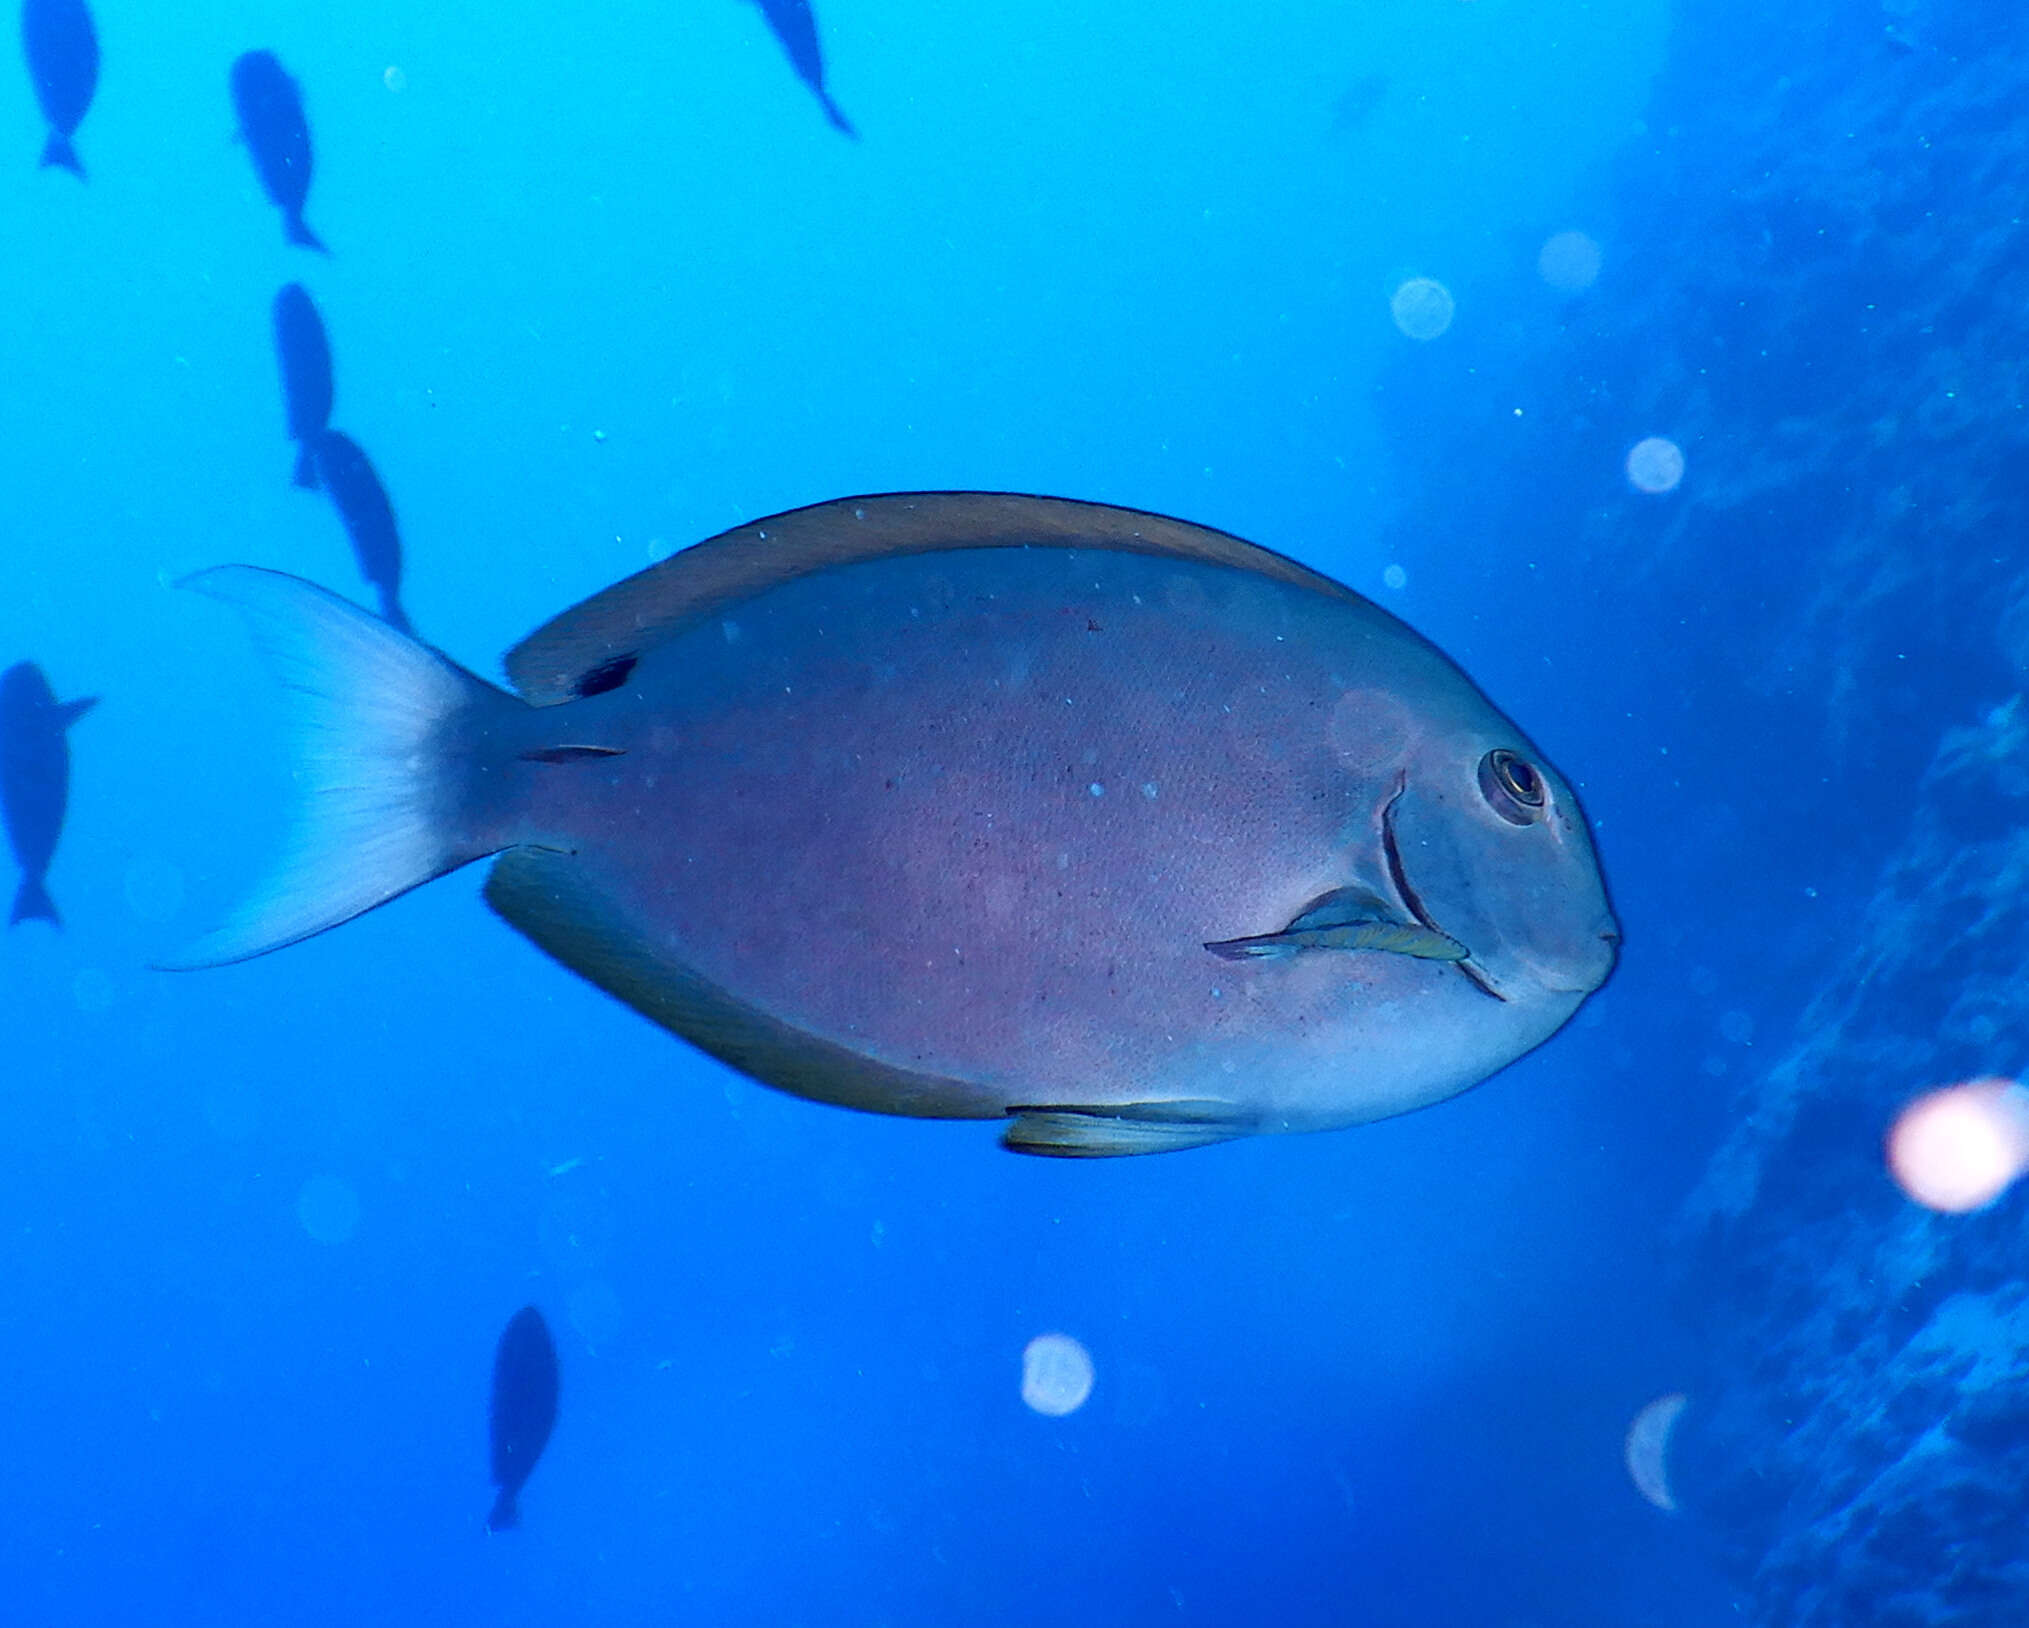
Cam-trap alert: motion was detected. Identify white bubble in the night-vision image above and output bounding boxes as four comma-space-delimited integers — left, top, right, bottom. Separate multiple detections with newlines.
383, 65, 407, 93
1020, 1332, 1094, 1417
123, 858, 185, 923
1389, 277, 1454, 341
1625, 1392, 1688, 1511
71, 968, 115, 1013
1888, 1079, 2029, 1212
296, 1175, 361, 1244
1625, 436, 1685, 495
1538, 230, 1602, 292
1381, 563, 1407, 592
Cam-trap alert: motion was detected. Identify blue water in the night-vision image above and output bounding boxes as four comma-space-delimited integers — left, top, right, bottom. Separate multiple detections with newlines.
0, 2, 1739, 1621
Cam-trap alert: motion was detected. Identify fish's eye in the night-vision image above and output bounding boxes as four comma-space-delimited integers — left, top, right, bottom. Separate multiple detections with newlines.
1478, 749, 1547, 825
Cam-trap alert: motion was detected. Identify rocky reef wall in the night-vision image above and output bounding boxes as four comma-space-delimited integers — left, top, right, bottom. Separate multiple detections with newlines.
1376, 2, 2029, 1620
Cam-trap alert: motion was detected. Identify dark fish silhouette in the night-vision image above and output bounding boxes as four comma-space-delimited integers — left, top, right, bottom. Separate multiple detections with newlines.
309, 429, 409, 633
169, 493, 1619, 1159
273, 284, 333, 489
1, 662, 95, 927
753, 0, 855, 137
230, 50, 326, 252
21, 0, 97, 177
488, 1306, 558, 1532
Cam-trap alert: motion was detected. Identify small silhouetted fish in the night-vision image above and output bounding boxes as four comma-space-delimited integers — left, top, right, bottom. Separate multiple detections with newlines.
309, 428, 409, 633
273, 284, 333, 489
21, 0, 97, 177
171, 493, 1620, 1159
1, 662, 95, 927
230, 50, 325, 252
488, 1306, 558, 1532
753, 0, 855, 137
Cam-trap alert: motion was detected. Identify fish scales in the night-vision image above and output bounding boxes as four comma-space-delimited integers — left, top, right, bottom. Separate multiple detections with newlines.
514, 549, 1451, 1112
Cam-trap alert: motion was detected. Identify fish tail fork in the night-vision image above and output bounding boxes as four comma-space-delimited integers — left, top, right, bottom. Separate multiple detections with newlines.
162, 566, 519, 968
10, 876, 58, 928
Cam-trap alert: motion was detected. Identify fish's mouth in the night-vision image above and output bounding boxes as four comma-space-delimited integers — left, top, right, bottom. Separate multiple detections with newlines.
1381, 782, 1506, 1004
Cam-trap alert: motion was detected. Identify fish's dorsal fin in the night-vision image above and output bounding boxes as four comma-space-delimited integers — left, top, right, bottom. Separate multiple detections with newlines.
1001, 1100, 1253, 1158
503, 491, 1360, 705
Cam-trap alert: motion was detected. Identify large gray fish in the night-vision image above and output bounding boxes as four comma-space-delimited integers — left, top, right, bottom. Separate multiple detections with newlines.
2, 661, 95, 927
174, 493, 1617, 1157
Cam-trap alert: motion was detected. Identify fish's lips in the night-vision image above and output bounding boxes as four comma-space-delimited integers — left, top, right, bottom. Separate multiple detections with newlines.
1534, 920, 1621, 996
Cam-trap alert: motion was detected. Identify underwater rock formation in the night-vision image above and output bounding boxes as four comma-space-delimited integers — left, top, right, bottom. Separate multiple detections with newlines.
1374, 0, 2029, 1620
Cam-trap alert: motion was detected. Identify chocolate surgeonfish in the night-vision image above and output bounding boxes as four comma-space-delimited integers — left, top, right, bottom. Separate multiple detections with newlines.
171, 494, 1618, 1157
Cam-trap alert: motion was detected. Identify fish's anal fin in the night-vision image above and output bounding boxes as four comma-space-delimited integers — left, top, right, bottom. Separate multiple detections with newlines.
1001, 1101, 1251, 1158
55, 695, 97, 730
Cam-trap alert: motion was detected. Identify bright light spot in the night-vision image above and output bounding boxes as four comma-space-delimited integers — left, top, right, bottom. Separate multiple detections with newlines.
297, 1175, 360, 1244
71, 968, 115, 1013
1538, 230, 1602, 292
1888, 1079, 2029, 1212
1390, 277, 1454, 341
1625, 436, 1685, 494
1382, 563, 1408, 592
1625, 1392, 1688, 1511
1021, 1332, 1094, 1416
383, 66, 407, 93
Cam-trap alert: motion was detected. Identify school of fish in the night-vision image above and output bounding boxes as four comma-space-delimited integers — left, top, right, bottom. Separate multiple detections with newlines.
2, 0, 1617, 1531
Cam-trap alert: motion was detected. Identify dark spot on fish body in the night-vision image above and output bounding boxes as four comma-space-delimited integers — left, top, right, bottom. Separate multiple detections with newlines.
573, 654, 637, 698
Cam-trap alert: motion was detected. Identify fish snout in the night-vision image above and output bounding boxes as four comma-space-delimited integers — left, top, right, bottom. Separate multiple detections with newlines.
1564, 919, 1622, 993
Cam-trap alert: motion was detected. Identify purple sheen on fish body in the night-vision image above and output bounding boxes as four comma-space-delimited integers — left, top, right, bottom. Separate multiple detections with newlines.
174, 493, 1617, 1157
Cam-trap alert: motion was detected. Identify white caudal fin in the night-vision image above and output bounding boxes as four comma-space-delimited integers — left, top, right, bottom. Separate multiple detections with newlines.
165, 566, 512, 968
